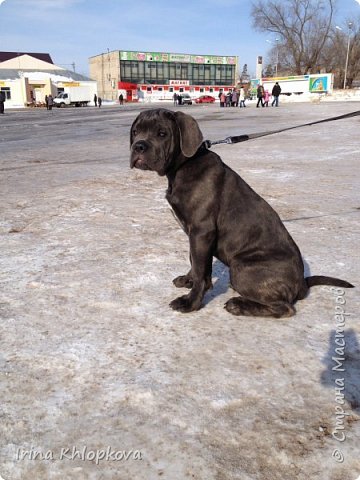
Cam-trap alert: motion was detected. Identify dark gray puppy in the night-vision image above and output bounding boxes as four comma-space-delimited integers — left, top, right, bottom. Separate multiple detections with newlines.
130, 108, 353, 317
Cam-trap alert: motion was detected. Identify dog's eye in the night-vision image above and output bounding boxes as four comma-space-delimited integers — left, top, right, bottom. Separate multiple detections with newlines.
158, 130, 167, 137
132, 129, 137, 137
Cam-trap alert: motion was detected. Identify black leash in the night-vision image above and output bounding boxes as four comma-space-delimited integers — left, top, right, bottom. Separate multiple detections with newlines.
203, 109, 360, 148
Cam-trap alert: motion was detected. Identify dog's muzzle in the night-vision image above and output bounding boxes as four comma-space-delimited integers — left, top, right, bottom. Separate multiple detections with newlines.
130, 140, 151, 170
133, 140, 148, 153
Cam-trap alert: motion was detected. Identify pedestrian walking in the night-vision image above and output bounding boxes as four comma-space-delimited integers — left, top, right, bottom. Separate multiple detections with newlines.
173, 92, 178, 106
256, 84, 265, 108
264, 89, 270, 107
0, 90, 6, 114
47, 94, 54, 111
226, 92, 232, 107
220, 92, 226, 107
239, 87, 246, 108
45, 95, 49, 110
119, 93, 124, 105
94, 93, 98, 107
98, 97, 102, 108
271, 82, 281, 107
231, 90, 238, 107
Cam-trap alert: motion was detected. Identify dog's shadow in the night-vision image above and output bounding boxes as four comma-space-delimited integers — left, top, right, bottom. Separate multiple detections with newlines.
205, 260, 360, 413
303, 258, 311, 277
320, 329, 360, 412
204, 259, 231, 305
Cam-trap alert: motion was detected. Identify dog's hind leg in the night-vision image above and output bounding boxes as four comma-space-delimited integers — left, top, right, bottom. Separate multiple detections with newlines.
173, 251, 213, 290
225, 257, 299, 318
173, 270, 193, 288
173, 251, 194, 288
225, 297, 295, 318
173, 270, 213, 290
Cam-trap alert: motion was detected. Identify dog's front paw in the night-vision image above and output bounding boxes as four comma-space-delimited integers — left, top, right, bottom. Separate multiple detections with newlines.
173, 275, 193, 289
170, 295, 200, 313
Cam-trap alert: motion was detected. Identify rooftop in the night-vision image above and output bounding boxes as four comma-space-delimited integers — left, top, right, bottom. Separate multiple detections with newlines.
0, 51, 54, 64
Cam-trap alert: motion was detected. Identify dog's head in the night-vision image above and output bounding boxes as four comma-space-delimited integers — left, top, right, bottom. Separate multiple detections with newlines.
130, 108, 203, 176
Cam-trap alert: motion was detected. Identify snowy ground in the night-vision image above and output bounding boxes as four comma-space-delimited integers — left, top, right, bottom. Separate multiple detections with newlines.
0, 102, 359, 480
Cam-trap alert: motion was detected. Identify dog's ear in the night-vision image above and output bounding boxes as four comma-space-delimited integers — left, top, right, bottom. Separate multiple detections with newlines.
173, 111, 203, 158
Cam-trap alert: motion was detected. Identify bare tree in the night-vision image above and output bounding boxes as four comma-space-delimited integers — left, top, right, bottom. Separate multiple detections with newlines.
347, 25, 360, 87
251, 0, 335, 75
263, 63, 275, 77
321, 20, 360, 88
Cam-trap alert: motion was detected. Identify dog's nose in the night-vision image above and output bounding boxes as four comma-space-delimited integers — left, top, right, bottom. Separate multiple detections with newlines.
133, 140, 148, 153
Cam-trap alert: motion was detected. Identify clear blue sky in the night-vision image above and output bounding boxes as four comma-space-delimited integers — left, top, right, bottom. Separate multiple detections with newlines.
0, 0, 359, 78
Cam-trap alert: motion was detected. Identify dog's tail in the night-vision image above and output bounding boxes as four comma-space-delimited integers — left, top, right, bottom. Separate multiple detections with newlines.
305, 276, 354, 289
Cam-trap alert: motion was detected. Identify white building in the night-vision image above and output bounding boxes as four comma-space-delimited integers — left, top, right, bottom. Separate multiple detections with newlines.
0, 51, 97, 108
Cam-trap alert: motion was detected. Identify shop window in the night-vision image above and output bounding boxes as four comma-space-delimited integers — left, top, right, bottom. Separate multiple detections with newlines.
1, 87, 11, 100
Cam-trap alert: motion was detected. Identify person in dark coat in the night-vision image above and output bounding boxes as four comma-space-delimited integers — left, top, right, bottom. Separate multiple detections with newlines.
256, 84, 265, 107
271, 82, 282, 107
47, 94, 54, 111
45, 95, 49, 110
119, 93, 124, 105
0, 91, 6, 114
226, 91, 232, 107
94, 94, 98, 107
98, 97, 102, 108
231, 90, 238, 107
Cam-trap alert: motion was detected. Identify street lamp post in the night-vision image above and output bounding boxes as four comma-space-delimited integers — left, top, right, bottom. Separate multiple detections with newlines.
344, 22, 353, 89
336, 23, 353, 89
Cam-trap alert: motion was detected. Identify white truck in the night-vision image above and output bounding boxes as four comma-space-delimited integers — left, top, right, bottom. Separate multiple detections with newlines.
54, 86, 93, 107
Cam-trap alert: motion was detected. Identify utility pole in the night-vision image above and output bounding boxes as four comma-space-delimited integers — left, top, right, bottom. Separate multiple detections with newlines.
58, 63, 76, 72
344, 22, 353, 89
336, 22, 353, 89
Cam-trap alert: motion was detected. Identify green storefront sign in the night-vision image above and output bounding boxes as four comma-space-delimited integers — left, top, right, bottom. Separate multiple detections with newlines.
120, 50, 236, 65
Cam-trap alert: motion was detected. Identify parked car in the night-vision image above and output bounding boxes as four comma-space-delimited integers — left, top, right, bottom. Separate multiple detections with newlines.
195, 95, 216, 104
179, 93, 192, 105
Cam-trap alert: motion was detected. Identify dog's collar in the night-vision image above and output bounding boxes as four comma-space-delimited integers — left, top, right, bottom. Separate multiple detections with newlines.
166, 143, 209, 178
196, 142, 211, 156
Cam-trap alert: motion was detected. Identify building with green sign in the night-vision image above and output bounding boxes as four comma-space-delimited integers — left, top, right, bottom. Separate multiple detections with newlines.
89, 49, 238, 102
